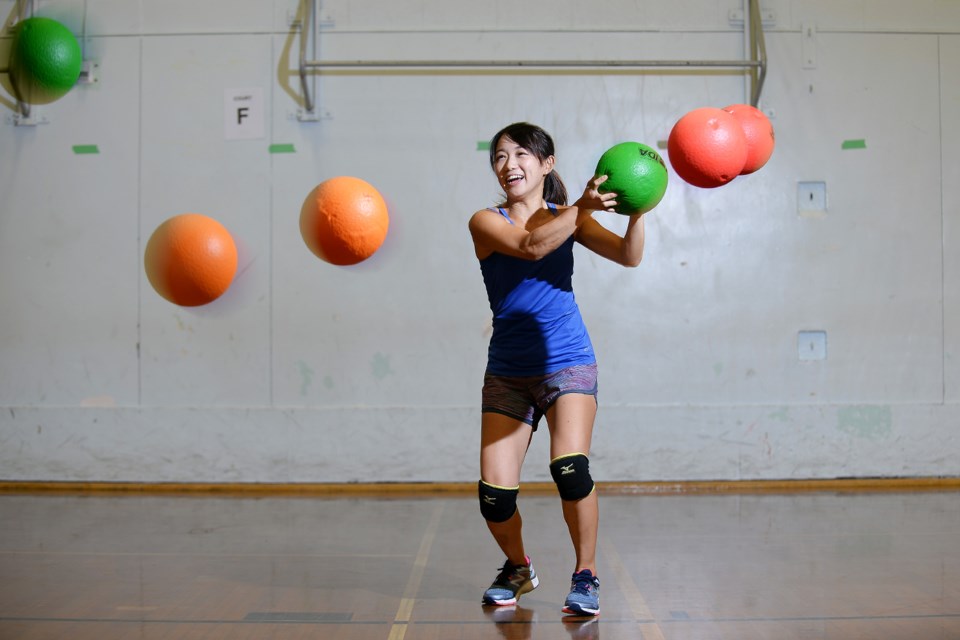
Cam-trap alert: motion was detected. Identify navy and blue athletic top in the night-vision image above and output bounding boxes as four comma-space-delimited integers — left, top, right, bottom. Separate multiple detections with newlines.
479, 203, 596, 376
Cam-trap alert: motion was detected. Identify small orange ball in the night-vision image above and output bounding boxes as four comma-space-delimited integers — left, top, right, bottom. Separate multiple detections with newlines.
299, 176, 390, 266
722, 104, 775, 174
667, 107, 748, 188
144, 213, 238, 307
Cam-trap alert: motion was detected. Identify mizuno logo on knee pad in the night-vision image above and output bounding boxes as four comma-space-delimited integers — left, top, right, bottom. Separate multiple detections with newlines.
478, 480, 519, 523
549, 453, 594, 501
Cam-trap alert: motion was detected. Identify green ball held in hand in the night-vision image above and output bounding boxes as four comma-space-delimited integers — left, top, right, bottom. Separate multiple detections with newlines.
594, 142, 669, 216
9, 17, 83, 105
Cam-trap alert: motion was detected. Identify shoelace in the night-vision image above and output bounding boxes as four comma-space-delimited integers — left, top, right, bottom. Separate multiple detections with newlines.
570, 574, 595, 595
494, 561, 525, 585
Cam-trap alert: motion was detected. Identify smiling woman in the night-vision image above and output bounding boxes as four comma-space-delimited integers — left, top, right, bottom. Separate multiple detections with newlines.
465, 122, 655, 617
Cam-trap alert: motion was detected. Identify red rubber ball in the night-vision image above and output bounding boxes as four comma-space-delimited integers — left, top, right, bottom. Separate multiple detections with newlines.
667, 107, 748, 188
722, 104, 775, 175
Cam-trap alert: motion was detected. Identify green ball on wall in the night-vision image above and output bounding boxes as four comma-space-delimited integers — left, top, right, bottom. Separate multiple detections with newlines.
9, 17, 83, 105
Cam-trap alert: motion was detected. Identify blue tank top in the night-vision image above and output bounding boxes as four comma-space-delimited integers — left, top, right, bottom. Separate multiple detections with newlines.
478, 204, 596, 376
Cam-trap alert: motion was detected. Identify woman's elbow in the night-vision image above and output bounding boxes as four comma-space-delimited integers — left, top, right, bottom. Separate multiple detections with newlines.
621, 251, 643, 268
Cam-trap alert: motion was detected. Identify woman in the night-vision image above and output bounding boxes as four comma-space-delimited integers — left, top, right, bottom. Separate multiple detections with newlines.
468, 122, 645, 616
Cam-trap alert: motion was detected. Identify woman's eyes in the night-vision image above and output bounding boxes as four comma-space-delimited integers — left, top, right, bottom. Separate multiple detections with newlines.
494, 150, 529, 162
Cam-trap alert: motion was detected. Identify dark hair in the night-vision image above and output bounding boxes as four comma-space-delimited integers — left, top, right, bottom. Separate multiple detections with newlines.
489, 122, 568, 206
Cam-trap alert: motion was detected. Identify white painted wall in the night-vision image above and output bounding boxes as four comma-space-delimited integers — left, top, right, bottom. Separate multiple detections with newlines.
1, 0, 958, 483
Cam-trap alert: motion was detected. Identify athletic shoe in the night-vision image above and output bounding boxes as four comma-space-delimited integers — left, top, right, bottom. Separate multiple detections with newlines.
562, 569, 600, 616
482, 556, 539, 606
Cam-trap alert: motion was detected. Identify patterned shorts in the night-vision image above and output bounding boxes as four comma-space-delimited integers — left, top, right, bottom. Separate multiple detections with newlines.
481, 363, 598, 430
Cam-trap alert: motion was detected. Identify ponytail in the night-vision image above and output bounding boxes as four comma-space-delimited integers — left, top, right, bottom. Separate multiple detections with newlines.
544, 170, 568, 206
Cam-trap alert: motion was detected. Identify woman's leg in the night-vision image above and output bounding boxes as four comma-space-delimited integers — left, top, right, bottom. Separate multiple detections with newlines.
480, 411, 534, 566
546, 393, 599, 574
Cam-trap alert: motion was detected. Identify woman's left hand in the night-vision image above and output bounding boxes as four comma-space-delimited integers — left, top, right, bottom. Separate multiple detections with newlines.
576, 175, 618, 213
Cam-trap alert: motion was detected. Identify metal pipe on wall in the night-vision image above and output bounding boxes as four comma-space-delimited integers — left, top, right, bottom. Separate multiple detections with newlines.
298, 0, 314, 114
304, 59, 763, 69
296, 0, 768, 116
750, 0, 769, 107
4, 0, 36, 118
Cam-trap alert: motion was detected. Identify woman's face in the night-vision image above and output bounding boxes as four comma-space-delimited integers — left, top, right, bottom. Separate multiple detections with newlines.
492, 136, 554, 200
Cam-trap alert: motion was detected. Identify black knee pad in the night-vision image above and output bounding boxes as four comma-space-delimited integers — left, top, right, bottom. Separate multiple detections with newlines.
550, 453, 595, 501
478, 480, 519, 523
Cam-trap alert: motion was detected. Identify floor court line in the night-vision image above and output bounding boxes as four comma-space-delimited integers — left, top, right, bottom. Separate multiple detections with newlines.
388, 502, 445, 640
600, 536, 666, 640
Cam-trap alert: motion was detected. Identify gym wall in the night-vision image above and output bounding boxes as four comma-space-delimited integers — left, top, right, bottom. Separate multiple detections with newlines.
1, 0, 958, 483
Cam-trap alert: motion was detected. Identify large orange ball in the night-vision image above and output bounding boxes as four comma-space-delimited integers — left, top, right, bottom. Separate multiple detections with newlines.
144, 213, 238, 307
722, 104, 775, 174
300, 176, 390, 266
667, 107, 748, 188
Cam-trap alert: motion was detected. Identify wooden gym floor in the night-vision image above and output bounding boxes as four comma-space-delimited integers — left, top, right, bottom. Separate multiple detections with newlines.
1, 484, 959, 640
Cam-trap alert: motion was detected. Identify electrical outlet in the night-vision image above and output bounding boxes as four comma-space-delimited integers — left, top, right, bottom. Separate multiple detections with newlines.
798, 331, 827, 361
798, 181, 826, 214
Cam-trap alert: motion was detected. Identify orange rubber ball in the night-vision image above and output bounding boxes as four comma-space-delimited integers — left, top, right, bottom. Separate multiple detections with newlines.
144, 213, 238, 307
667, 107, 748, 188
722, 104, 775, 175
299, 176, 390, 266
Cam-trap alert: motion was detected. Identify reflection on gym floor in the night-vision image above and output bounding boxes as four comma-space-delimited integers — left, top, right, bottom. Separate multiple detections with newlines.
1, 490, 958, 639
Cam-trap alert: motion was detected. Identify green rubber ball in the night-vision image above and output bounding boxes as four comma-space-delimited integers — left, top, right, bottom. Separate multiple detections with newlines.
594, 142, 669, 216
9, 17, 83, 105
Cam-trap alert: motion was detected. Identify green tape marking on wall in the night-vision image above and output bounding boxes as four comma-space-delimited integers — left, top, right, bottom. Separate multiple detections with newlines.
841, 139, 866, 150
837, 405, 892, 440
72, 145, 99, 154
476, 141, 490, 151
269, 143, 296, 154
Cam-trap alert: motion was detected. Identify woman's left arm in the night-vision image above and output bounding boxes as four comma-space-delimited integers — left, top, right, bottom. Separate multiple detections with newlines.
575, 214, 645, 267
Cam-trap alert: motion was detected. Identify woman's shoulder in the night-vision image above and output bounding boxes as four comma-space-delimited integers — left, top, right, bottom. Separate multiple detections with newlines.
469, 207, 508, 225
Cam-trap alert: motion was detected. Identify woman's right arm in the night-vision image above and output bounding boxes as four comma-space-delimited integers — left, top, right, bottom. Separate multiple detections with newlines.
469, 176, 617, 261
468, 206, 588, 261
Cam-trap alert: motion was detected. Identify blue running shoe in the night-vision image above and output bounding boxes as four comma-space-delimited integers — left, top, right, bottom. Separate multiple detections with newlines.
482, 556, 539, 606
563, 569, 600, 616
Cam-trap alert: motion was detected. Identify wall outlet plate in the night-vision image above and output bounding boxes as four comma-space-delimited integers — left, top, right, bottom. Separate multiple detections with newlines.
798, 331, 827, 361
